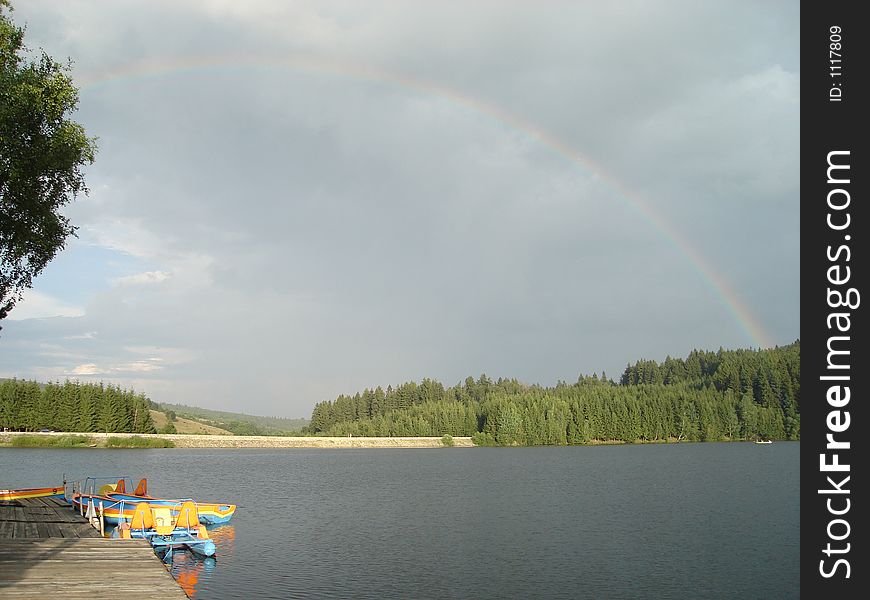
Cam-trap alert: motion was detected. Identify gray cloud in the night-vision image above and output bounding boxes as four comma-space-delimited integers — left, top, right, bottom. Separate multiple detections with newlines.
1, 1, 799, 416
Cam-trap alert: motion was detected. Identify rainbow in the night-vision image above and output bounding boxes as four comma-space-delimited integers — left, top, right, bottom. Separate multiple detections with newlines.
76, 54, 774, 348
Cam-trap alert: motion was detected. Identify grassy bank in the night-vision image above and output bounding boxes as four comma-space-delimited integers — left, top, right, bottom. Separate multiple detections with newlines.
8, 434, 92, 448
2, 434, 175, 449
104, 436, 175, 448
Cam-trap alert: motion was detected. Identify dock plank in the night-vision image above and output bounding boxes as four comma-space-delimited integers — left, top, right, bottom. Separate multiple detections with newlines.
34, 522, 49, 538
0, 539, 188, 599
0, 498, 101, 539
44, 522, 62, 538
22, 521, 39, 539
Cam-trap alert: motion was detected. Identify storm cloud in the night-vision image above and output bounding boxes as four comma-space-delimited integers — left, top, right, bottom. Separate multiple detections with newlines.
1, 1, 799, 417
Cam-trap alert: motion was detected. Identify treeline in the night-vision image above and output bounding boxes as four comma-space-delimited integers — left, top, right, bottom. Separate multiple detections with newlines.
306, 341, 800, 444
0, 379, 156, 433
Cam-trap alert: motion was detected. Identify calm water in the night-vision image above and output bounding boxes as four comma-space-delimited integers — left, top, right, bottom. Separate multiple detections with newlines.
0, 443, 799, 599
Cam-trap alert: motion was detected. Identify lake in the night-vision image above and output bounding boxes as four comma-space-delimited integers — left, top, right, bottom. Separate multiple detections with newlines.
0, 442, 799, 599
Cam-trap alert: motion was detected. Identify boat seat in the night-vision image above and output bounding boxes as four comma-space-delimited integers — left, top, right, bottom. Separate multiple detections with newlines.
153, 507, 174, 535
130, 502, 154, 530
115, 479, 127, 493
134, 478, 148, 496
175, 501, 201, 529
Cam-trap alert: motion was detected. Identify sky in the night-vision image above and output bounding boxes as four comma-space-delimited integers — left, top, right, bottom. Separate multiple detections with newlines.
0, 1, 799, 418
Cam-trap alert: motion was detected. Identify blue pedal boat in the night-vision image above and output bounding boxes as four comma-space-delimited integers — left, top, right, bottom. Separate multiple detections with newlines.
113, 500, 216, 558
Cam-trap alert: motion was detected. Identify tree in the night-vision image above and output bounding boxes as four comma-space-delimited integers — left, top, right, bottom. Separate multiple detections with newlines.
1, 1, 97, 327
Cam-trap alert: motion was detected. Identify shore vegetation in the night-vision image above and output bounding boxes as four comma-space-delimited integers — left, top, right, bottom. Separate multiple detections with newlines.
3, 434, 173, 448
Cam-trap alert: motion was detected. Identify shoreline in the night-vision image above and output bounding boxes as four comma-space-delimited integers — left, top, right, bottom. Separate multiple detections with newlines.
0, 431, 795, 449
0, 431, 474, 448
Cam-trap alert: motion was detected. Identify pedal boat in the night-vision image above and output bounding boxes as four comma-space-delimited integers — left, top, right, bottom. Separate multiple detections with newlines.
113, 500, 216, 558
71, 478, 236, 525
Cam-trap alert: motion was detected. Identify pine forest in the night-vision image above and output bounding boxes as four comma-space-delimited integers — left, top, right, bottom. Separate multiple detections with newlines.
306, 341, 800, 445
0, 379, 155, 433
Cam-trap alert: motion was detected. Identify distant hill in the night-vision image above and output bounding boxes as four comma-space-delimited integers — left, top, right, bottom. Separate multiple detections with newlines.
157, 402, 309, 436
149, 410, 233, 435
0, 378, 307, 436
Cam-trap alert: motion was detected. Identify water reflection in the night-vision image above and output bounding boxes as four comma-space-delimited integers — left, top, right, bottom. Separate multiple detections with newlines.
166, 525, 235, 598
2, 447, 800, 599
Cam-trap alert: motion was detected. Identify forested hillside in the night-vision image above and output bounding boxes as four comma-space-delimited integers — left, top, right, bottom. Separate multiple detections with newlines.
306, 341, 800, 444
0, 379, 155, 433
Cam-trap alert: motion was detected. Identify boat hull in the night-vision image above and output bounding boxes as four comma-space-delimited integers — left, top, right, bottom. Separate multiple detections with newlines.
0, 486, 66, 502
72, 493, 236, 525
106, 493, 236, 524
148, 533, 217, 557
114, 526, 217, 557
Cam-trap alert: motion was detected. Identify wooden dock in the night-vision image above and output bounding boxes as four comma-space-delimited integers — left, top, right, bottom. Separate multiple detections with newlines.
0, 496, 100, 539
0, 497, 188, 599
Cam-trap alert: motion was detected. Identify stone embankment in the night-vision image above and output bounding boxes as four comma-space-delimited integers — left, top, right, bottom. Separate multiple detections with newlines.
0, 431, 474, 448
172, 435, 474, 448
